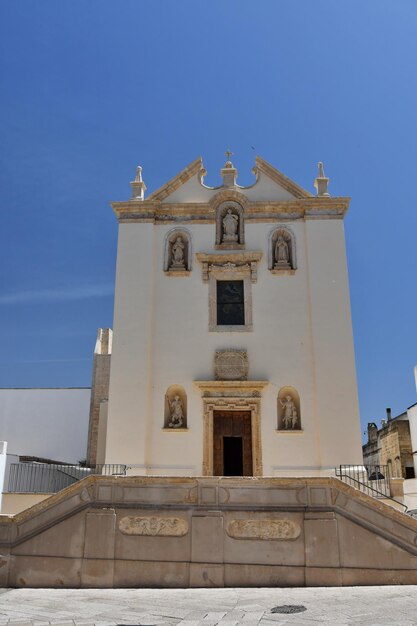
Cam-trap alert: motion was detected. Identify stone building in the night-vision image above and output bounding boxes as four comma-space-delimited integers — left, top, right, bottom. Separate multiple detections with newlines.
88, 155, 363, 476
363, 408, 416, 479
6, 157, 417, 589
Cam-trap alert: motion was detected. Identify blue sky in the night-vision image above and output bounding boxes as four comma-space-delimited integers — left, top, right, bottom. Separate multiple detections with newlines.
0, 1, 416, 437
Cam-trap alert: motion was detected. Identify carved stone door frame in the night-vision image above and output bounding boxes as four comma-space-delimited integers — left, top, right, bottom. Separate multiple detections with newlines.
194, 381, 268, 477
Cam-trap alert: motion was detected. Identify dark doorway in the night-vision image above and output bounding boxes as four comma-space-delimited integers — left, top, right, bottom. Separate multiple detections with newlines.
223, 437, 243, 476
213, 411, 252, 476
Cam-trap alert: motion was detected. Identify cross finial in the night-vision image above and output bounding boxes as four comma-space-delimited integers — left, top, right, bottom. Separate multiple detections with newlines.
225, 149, 234, 161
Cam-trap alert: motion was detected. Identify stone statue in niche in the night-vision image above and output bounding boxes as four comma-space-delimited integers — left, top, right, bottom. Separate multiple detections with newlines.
222, 209, 239, 243
274, 235, 291, 269
169, 236, 185, 270
169, 395, 184, 428
280, 395, 298, 429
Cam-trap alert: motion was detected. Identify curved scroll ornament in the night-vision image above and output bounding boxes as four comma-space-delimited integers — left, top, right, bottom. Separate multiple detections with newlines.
227, 519, 301, 540
119, 516, 188, 536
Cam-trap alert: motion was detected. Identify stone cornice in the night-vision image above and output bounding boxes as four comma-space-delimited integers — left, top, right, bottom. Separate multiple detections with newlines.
195, 251, 262, 265
254, 156, 313, 198
111, 197, 351, 223
146, 157, 204, 201
196, 251, 262, 283
194, 380, 269, 395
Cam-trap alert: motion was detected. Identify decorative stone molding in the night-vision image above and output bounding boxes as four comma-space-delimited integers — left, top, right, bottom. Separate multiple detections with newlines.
119, 515, 188, 536
194, 381, 268, 476
196, 251, 261, 284
197, 252, 262, 333
254, 156, 312, 199
146, 157, 204, 202
195, 380, 268, 397
112, 197, 351, 224
208, 189, 250, 210
227, 519, 301, 540
214, 350, 248, 381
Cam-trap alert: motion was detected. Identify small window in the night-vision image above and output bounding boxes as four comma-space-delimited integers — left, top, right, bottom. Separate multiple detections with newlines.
216, 280, 245, 326
406, 466, 415, 479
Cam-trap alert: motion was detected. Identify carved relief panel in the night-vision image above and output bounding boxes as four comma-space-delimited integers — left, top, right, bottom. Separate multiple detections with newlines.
215, 350, 248, 381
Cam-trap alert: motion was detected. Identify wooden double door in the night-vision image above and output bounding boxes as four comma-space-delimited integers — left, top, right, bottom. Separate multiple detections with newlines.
213, 410, 253, 476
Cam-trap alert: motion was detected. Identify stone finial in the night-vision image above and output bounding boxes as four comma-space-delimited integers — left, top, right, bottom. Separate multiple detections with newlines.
314, 161, 330, 197
130, 165, 147, 200
94, 328, 113, 355
221, 149, 238, 187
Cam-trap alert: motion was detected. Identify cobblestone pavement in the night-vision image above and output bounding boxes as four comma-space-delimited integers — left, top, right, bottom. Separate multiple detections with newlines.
0, 586, 417, 625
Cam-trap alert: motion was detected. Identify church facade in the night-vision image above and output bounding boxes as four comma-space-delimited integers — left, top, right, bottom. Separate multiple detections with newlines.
99, 155, 362, 476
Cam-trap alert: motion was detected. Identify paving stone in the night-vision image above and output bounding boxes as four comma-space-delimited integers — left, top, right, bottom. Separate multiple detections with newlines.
2, 588, 417, 625
201, 612, 226, 624
241, 612, 264, 622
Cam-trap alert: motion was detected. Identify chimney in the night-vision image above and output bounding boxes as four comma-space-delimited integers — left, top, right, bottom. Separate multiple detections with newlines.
386, 407, 392, 421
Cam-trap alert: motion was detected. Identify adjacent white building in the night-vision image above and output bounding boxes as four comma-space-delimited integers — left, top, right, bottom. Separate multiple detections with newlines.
0, 388, 90, 463
97, 155, 363, 476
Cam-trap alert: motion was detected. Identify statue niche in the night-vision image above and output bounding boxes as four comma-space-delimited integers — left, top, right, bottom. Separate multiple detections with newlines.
222, 209, 239, 243
215, 201, 244, 248
269, 227, 296, 271
277, 387, 301, 431
164, 229, 191, 273
164, 385, 187, 429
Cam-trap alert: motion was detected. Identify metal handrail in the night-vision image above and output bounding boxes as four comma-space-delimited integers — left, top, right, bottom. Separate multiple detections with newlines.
7, 463, 126, 494
335, 464, 408, 513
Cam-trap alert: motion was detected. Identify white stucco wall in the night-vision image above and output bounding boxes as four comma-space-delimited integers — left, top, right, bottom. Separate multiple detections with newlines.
0, 388, 90, 463
105, 166, 362, 475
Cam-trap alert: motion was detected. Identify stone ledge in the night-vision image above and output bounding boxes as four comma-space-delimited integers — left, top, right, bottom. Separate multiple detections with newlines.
270, 269, 296, 276
164, 270, 191, 277
161, 428, 190, 432
4, 475, 417, 563
275, 429, 304, 434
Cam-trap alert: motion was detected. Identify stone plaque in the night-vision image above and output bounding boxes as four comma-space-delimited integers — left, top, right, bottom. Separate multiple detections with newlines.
118, 516, 188, 536
227, 519, 301, 540
215, 350, 248, 381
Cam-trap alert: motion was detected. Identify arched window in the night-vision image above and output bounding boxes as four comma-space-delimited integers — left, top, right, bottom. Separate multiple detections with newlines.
163, 229, 192, 274
268, 226, 296, 272
215, 201, 244, 248
277, 386, 301, 431
164, 385, 187, 429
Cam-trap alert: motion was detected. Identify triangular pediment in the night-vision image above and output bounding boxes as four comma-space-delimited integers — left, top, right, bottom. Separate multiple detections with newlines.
145, 155, 313, 204
253, 156, 312, 199
146, 157, 204, 202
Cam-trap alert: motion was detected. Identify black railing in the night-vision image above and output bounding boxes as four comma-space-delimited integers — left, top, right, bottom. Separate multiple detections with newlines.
335, 464, 408, 513
336, 464, 392, 497
7, 463, 126, 493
